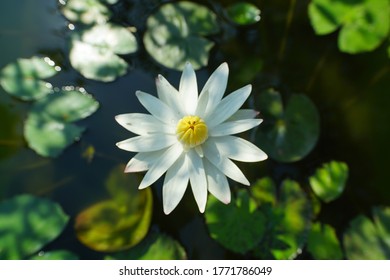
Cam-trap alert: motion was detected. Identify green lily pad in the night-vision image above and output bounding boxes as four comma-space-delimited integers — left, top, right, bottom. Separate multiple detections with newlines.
226, 2, 261, 25
205, 190, 266, 254
105, 232, 187, 260
307, 222, 343, 259
309, 161, 349, 203
309, 0, 390, 54
250, 177, 277, 206
31, 250, 79, 260
0, 56, 59, 101
24, 89, 99, 157
256, 89, 320, 163
75, 165, 153, 252
69, 23, 138, 82
344, 207, 390, 259
0, 194, 69, 260
144, 1, 219, 70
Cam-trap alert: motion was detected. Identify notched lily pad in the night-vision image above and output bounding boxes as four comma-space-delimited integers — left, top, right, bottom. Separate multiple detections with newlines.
144, 1, 219, 70
307, 222, 343, 259
0, 194, 69, 260
256, 89, 320, 163
226, 2, 261, 25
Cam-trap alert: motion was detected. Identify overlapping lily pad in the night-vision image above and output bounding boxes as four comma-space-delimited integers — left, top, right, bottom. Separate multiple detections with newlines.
144, 1, 219, 70
24, 89, 99, 157
0, 56, 58, 101
309, 0, 390, 53
0, 194, 69, 260
307, 222, 343, 259
309, 161, 349, 203
69, 23, 138, 81
75, 165, 153, 252
226, 2, 261, 25
256, 89, 320, 162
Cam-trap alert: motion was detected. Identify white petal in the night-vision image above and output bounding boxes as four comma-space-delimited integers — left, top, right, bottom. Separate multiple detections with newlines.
116, 134, 176, 152
203, 159, 231, 204
210, 119, 262, 137
115, 113, 175, 135
163, 154, 189, 214
136, 91, 178, 124
125, 149, 167, 172
179, 62, 198, 115
156, 74, 185, 118
196, 62, 229, 117
203, 140, 250, 186
212, 136, 268, 162
187, 150, 208, 213
206, 84, 252, 128
228, 109, 259, 121
138, 142, 183, 189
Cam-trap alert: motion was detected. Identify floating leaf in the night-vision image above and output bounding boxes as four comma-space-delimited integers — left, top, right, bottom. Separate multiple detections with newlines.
61, 0, 117, 25
344, 207, 390, 259
31, 250, 78, 260
307, 222, 343, 259
256, 89, 320, 162
0, 194, 69, 260
0, 56, 58, 101
250, 177, 277, 206
69, 23, 138, 82
75, 165, 153, 252
24, 89, 99, 157
144, 1, 219, 70
226, 2, 261, 25
308, 0, 390, 53
309, 161, 349, 203
205, 190, 266, 254
105, 232, 187, 260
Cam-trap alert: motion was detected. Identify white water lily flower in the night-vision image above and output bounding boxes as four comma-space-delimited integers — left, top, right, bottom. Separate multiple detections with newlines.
115, 62, 267, 214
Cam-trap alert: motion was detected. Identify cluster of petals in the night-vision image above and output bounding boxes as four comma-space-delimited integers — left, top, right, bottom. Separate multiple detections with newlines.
116, 62, 267, 214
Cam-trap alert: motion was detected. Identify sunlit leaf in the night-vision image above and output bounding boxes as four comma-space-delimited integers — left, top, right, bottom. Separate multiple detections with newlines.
250, 177, 277, 206
309, 0, 390, 53
307, 222, 343, 259
69, 23, 138, 82
144, 1, 219, 70
256, 89, 320, 162
0, 56, 58, 101
0, 194, 69, 260
226, 2, 261, 25
309, 161, 349, 203
31, 250, 78, 260
205, 190, 266, 254
105, 232, 187, 260
344, 207, 390, 259
24, 89, 99, 157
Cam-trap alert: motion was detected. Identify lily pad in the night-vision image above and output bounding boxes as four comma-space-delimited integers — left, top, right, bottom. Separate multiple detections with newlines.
69, 23, 138, 81
205, 190, 266, 254
307, 222, 343, 259
75, 165, 153, 252
256, 89, 320, 163
309, 161, 349, 203
308, 0, 390, 53
105, 232, 187, 260
226, 2, 261, 25
0, 56, 58, 101
0, 194, 69, 260
144, 1, 219, 70
31, 250, 78, 260
344, 207, 390, 259
24, 89, 99, 157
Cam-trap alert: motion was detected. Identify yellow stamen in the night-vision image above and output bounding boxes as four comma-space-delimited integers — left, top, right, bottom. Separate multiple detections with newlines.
176, 115, 208, 148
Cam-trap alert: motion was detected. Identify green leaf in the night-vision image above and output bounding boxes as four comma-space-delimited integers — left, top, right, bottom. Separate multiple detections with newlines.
144, 1, 219, 70
0, 194, 69, 260
307, 222, 343, 259
256, 89, 320, 162
251, 177, 277, 206
75, 165, 153, 252
309, 161, 349, 203
105, 233, 187, 260
61, 0, 116, 25
24, 89, 99, 157
69, 23, 138, 82
309, 0, 390, 54
226, 2, 261, 25
0, 56, 58, 101
205, 190, 266, 254
31, 250, 79, 260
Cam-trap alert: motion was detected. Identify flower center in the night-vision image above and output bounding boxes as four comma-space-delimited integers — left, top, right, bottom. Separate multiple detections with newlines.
176, 115, 208, 148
